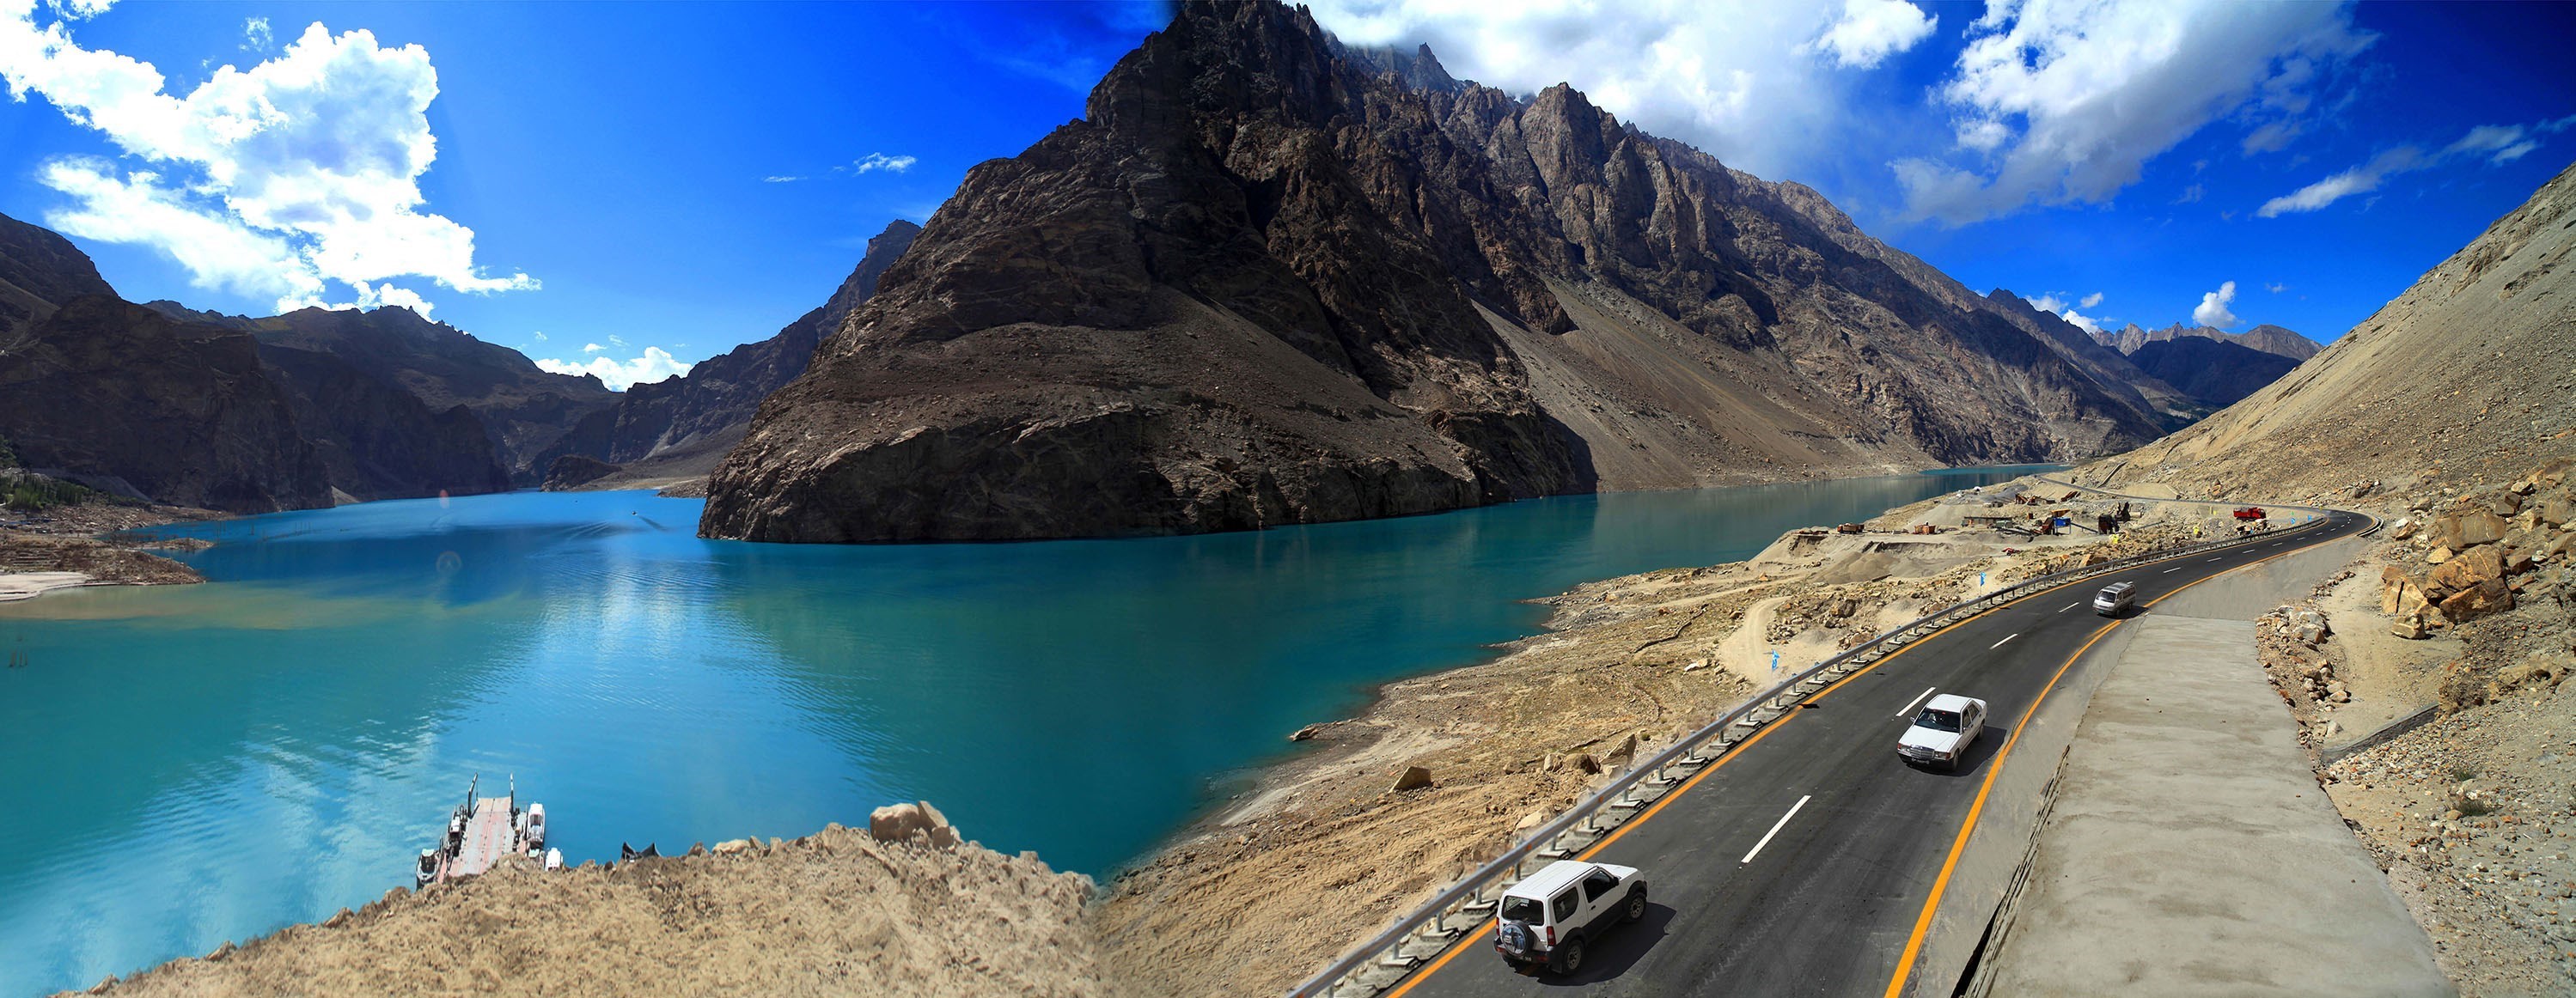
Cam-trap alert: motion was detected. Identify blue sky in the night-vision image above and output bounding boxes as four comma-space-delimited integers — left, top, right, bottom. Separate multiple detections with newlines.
1, 1, 2570, 389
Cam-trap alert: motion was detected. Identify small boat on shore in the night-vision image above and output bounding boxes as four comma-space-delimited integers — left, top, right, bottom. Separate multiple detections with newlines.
415, 774, 556, 889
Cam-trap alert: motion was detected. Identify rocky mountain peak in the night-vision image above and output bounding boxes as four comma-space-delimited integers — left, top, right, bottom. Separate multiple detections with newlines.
0, 211, 117, 341
1334, 41, 1463, 94
698, 0, 2193, 543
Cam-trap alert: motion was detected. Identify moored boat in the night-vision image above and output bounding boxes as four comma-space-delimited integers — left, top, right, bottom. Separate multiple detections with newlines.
414, 774, 551, 887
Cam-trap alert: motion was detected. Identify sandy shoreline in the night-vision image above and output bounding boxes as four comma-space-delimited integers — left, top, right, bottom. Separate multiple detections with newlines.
0, 501, 219, 604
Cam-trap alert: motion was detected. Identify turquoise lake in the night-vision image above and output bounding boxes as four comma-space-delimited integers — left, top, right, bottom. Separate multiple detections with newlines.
0, 468, 2046, 995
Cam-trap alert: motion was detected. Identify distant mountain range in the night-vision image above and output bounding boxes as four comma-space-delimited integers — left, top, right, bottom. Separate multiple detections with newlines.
2085, 159, 2576, 498
2090, 322, 2321, 362
0, 204, 917, 512
0, 0, 2343, 533
531, 220, 919, 490
145, 301, 614, 487
698, 1, 2235, 543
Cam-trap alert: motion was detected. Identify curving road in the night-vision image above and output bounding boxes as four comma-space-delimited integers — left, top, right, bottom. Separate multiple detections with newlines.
1383, 509, 2371, 998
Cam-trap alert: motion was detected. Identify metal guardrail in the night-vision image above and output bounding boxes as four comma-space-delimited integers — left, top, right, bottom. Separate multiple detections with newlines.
1287, 503, 2361, 998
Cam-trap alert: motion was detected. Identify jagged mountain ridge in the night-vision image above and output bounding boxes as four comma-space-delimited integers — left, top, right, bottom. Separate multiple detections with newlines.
0, 210, 512, 508
533, 220, 920, 485
701, 0, 2176, 543
2122, 337, 2301, 411
2083, 159, 2576, 497
152, 301, 616, 484
2092, 321, 2321, 362
0, 290, 332, 512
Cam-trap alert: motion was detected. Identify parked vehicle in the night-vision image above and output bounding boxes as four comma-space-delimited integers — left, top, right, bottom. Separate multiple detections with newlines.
2233, 507, 2268, 520
2092, 581, 2137, 617
1493, 860, 1649, 975
1897, 694, 1988, 771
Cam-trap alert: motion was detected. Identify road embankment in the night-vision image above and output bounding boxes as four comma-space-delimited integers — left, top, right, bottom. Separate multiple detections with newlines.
1974, 606, 2446, 995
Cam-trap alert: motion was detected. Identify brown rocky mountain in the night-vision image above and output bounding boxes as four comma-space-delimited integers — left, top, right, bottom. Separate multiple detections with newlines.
0, 215, 328, 511
1, 210, 510, 508
152, 301, 616, 484
2078, 159, 2576, 499
534, 220, 919, 486
2121, 336, 2301, 411
2092, 321, 2321, 362
253, 342, 513, 501
702, 1, 2177, 543
1982, 289, 2203, 427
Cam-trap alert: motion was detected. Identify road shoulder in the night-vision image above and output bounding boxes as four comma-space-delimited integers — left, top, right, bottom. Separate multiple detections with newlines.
1975, 611, 2450, 995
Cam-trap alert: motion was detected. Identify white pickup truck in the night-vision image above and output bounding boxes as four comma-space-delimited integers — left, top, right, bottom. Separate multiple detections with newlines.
1492, 859, 1648, 975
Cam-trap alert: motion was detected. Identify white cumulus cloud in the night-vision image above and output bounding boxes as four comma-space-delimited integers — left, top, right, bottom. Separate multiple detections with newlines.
535, 346, 691, 392
2256, 120, 2561, 218
2029, 292, 2102, 332
852, 152, 915, 174
1809, 0, 1936, 70
0, 0, 534, 314
2193, 280, 2240, 328
241, 16, 270, 52
1895, 0, 2374, 225
1304, 0, 1928, 186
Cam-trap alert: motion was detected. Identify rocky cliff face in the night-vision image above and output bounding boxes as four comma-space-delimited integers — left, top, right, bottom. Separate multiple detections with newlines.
0, 211, 113, 341
0, 292, 330, 512
253, 342, 514, 501
702, 0, 2176, 543
1983, 289, 2202, 427
2082, 160, 2576, 498
2092, 321, 2321, 362
534, 220, 919, 485
3, 210, 514, 509
160, 302, 616, 484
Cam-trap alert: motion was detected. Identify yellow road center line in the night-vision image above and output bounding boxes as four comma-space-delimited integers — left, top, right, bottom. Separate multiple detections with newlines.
1387, 522, 2346, 997
1877, 621, 2109, 998
1880, 528, 2345, 997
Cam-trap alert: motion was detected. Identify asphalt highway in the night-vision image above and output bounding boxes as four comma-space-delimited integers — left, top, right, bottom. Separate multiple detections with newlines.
1384, 509, 2371, 998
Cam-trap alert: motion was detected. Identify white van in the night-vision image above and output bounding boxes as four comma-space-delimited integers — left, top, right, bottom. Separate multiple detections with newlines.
2092, 581, 2137, 617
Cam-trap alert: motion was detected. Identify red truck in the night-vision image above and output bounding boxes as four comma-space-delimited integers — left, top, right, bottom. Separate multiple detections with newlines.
2232, 507, 2267, 520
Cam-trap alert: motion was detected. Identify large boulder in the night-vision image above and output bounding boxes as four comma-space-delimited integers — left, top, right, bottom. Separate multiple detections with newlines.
867, 800, 961, 849
2437, 577, 2512, 623
2426, 544, 2506, 598
2537, 494, 2572, 529
2433, 509, 2509, 551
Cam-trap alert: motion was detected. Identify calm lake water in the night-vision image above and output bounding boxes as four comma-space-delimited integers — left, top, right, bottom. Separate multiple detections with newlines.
0, 467, 2045, 995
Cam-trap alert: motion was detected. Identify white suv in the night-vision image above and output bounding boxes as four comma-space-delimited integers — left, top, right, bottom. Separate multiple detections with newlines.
1897, 694, 1987, 771
1492, 860, 1648, 974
